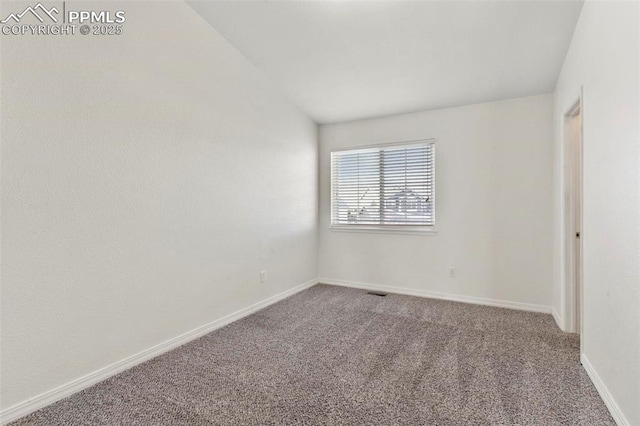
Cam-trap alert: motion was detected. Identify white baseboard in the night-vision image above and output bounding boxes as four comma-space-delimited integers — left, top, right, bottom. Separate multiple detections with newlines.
580, 354, 629, 426
319, 278, 552, 314
0, 278, 318, 425
552, 307, 563, 330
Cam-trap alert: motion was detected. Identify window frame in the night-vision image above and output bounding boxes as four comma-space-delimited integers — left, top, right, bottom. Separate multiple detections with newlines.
329, 138, 436, 235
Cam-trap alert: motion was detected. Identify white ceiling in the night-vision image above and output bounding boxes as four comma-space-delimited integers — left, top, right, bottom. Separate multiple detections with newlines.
188, 1, 583, 124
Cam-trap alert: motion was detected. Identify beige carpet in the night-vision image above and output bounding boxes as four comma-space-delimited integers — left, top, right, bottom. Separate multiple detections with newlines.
11, 284, 613, 425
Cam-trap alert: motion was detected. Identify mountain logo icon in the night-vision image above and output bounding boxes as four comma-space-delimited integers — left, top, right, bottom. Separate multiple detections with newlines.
1, 3, 59, 24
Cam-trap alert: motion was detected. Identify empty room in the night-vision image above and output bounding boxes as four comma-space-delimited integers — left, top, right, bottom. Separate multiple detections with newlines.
1, 0, 638, 424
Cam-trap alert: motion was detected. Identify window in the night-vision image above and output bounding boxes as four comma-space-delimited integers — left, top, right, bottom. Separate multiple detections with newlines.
331, 140, 435, 231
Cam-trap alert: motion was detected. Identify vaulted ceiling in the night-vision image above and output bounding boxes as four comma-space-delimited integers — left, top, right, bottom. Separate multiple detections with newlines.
188, 1, 583, 124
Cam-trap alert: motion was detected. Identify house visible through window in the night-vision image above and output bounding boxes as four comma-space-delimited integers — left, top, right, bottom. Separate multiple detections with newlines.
331, 140, 435, 227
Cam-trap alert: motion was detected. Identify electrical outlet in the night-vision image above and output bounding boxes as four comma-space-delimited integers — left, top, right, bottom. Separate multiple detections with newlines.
260, 270, 267, 284
449, 268, 456, 278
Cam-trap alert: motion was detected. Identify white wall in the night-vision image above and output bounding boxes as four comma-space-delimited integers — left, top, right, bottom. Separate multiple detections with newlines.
0, 1, 317, 411
319, 95, 554, 309
552, 2, 639, 424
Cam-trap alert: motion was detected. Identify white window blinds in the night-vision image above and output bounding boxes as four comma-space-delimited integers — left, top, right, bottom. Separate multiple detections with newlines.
331, 141, 435, 227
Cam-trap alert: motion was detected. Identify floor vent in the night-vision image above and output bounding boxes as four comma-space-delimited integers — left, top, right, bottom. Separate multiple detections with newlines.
367, 291, 388, 297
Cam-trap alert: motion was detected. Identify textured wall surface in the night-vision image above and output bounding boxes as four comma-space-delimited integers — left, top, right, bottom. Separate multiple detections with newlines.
552, 2, 639, 423
319, 94, 554, 308
0, 1, 317, 410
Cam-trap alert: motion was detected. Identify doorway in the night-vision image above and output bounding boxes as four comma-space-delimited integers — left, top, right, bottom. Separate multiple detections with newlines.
563, 94, 583, 336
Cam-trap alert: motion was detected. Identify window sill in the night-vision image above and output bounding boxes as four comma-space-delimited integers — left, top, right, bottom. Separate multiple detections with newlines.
329, 225, 437, 236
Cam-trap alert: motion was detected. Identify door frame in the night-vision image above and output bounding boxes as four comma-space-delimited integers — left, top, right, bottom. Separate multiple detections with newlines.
562, 88, 584, 341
